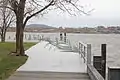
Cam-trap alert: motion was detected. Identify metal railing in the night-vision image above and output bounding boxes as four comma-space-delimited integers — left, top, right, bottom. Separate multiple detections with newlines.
78, 41, 105, 80
41, 36, 120, 80
87, 64, 104, 80
78, 42, 91, 64
79, 42, 87, 63
42, 37, 105, 80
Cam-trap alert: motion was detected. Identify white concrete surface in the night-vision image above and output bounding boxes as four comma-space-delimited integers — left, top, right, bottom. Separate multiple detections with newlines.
17, 41, 87, 73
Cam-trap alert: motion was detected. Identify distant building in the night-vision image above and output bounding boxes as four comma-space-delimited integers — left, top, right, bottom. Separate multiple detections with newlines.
107, 26, 120, 33
96, 26, 120, 33
96, 26, 106, 32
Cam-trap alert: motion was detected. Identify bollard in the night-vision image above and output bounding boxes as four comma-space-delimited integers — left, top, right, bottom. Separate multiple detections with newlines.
64, 33, 66, 43
108, 67, 120, 80
101, 44, 106, 79
93, 44, 106, 79
87, 44, 91, 65
60, 33, 63, 41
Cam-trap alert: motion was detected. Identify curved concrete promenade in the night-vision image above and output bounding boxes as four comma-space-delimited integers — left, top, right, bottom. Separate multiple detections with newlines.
18, 41, 86, 72
7, 41, 90, 80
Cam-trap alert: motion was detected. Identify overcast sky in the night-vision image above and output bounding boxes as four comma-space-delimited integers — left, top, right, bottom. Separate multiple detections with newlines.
28, 0, 120, 28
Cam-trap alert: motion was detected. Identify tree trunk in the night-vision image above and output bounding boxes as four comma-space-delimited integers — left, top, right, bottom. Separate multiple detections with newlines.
1, 33, 5, 42
16, 27, 25, 56
15, 0, 26, 56
16, 18, 25, 56
1, 36, 5, 42
1, 29, 6, 42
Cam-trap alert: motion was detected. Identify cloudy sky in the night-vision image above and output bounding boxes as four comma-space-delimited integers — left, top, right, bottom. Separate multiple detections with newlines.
28, 0, 120, 28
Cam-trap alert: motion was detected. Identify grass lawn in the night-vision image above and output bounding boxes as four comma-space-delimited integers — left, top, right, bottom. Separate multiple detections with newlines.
0, 42, 36, 80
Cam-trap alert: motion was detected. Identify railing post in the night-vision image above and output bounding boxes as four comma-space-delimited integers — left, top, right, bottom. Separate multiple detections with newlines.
83, 46, 85, 63
79, 42, 80, 54
60, 33, 63, 41
56, 38, 58, 46
64, 33, 66, 43
84, 46, 86, 57
87, 44, 91, 64
81, 44, 83, 57
101, 44, 106, 79
87, 44, 91, 73
80, 43, 82, 58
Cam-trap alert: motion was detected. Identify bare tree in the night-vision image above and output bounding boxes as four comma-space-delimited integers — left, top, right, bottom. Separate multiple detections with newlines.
0, 0, 92, 56
0, 0, 15, 42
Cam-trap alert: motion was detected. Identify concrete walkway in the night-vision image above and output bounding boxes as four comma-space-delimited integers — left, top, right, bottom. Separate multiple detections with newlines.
7, 71, 90, 80
18, 41, 87, 72
7, 41, 89, 80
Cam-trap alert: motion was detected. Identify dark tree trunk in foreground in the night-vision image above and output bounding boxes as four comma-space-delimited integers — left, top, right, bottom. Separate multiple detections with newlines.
14, 0, 53, 55
1, 31, 6, 42
15, 0, 26, 55
16, 19, 25, 55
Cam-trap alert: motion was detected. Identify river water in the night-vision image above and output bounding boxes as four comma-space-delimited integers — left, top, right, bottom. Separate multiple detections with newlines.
3, 32, 120, 68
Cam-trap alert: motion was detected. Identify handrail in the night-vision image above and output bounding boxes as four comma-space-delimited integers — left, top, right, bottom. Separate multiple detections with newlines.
87, 64, 104, 80
43, 37, 105, 80
79, 42, 87, 63
78, 41, 105, 80
79, 41, 87, 47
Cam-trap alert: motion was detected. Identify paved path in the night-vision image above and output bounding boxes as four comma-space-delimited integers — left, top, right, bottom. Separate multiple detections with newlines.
7, 41, 90, 80
7, 71, 90, 80
18, 41, 86, 72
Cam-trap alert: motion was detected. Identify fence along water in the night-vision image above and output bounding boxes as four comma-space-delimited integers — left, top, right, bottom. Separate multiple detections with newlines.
44, 35, 104, 80
78, 41, 104, 80
41, 34, 120, 80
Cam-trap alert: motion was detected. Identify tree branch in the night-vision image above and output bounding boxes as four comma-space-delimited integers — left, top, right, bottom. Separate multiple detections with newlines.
69, 1, 88, 15
6, 14, 15, 29
59, 1, 75, 16
23, 0, 54, 28
0, 5, 14, 11
24, 7, 36, 17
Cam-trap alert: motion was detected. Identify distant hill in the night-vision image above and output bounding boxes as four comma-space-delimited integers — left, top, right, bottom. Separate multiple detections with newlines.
26, 24, 55, 28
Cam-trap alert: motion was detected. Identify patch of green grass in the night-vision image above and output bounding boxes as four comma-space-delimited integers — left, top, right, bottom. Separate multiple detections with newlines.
0, 42, 36, 80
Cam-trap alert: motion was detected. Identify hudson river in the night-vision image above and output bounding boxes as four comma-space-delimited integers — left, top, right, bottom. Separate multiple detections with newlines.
4, 32, 120, 67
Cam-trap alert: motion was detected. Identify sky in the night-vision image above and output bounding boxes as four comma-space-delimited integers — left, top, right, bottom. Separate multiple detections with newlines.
28, 0, 120, 28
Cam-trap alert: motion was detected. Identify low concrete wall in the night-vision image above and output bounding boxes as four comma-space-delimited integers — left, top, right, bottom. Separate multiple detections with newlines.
87, 64, 104, 80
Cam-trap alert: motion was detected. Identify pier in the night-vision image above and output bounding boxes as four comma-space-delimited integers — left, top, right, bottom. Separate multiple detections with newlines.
7, 36, 120, 80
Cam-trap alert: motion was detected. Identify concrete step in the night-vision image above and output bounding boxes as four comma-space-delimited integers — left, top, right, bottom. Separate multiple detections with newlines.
7, 71, 90, 80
